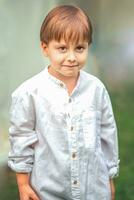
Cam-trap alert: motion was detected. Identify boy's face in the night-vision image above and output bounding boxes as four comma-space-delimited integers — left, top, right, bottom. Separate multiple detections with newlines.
41, 39, 89, 79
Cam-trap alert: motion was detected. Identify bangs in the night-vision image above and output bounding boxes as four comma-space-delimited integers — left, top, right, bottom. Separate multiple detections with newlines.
51, 18, 90, 44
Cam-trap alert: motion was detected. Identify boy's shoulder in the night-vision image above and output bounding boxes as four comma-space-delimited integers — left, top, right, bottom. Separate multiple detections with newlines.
12, 69, 46, 97
81, 70, 105, 90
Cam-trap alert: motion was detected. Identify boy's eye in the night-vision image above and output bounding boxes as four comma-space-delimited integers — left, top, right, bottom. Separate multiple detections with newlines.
58, 46, 67, 52
76, 46, 85, 52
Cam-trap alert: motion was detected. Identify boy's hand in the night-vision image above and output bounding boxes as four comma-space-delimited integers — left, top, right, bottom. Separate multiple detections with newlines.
16, 173, 40, 200
109, 179, 115, 200
18, 184, 40, 200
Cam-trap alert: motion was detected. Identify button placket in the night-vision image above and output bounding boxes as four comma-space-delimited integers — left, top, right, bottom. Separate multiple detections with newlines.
71, 123, 80, 193
66, 96, 80, 196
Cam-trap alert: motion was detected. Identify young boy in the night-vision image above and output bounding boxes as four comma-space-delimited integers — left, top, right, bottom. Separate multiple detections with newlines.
8, 5, 119, 200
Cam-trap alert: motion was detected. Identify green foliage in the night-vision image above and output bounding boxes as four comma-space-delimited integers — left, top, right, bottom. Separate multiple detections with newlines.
110, 81, 134, 199
0, 167, 18, 200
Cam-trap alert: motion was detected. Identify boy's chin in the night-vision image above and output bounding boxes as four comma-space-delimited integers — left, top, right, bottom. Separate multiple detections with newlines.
61, 71, 79, 78
61, 67, 81, 76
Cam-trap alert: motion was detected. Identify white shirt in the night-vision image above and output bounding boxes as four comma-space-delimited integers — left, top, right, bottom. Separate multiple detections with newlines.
8, 66, 119, 200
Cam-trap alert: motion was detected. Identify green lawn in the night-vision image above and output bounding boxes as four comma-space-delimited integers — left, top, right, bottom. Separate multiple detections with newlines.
0, 166, 18, 200
110, 83, 134, 199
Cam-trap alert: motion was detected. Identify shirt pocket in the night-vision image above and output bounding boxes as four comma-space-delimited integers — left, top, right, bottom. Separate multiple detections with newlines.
47, 104, 67, 127
82, 109, 101, 149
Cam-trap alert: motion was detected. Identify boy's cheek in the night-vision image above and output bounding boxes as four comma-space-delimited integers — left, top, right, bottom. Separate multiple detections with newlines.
79, 57, 88, 66
50, 54, 63, 61
79, 53, 88, 62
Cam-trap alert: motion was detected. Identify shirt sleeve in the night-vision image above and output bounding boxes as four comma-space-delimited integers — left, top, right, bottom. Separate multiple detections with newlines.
8, 88, 38, 173
100, 88, 120, 179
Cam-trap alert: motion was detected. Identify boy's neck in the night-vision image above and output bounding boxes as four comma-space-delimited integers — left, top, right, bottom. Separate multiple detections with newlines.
64, 74, 79, 95
48, 66, 80, 95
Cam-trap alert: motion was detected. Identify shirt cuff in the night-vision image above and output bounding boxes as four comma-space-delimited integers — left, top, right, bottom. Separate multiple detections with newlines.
8, 157, 33, 173
108, 159, 120, 179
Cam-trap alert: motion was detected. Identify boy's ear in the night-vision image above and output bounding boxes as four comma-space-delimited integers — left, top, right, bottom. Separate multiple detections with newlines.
40, 42, 49, 57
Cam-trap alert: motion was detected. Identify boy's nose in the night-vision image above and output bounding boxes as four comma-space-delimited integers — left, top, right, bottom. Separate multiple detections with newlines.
67, 51, 76, 62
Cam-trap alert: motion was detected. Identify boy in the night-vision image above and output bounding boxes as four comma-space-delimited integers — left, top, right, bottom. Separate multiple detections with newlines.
8, 5, 119, 200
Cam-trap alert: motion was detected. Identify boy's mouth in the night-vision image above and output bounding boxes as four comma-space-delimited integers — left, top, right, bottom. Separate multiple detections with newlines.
62, 65, 78, 68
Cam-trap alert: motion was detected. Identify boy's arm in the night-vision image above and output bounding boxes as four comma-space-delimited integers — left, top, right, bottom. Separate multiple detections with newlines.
16, 173, 30, 186
8, 89, 39, 199
100, 88, 119, 199
100, 88, 120, 179
109, 179, 115, 200
8, 89, 38, 173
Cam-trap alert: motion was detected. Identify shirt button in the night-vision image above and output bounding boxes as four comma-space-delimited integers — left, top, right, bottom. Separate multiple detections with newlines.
72, 152, 76, 159
71, 126, 74, 131
73, 180, 78, 185
60, 83, 64, 87
68, 98, 72, 103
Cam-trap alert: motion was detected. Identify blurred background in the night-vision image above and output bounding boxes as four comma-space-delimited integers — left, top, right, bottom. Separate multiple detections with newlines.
0, 0, 134, 199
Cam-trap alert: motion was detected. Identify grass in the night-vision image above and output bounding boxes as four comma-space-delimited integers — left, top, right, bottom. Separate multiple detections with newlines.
110, 82, 134, 199
0, 166, 19, 200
